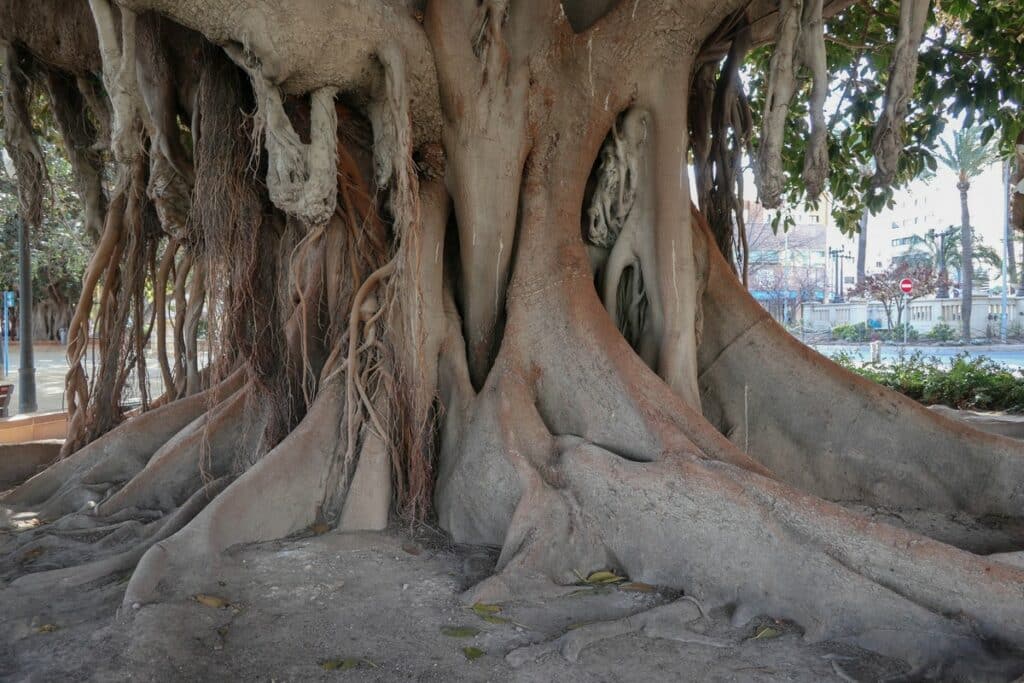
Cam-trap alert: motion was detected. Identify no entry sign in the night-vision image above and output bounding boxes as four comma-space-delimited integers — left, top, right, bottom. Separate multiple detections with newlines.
899, 278, 913, 294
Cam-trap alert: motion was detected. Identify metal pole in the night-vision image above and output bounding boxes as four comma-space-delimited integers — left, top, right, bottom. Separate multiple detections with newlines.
2, 294, 8, 377
904, 294, 909, 344
1002, 160, 1011, 343
17, 216, 36, 413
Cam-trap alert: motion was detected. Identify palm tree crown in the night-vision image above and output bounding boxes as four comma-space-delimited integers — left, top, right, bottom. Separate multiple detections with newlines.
936, 127, 998, 189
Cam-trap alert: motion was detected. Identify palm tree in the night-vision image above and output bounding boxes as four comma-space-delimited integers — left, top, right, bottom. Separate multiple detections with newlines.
904, 228, 1001, 298
935, 127, 998, 340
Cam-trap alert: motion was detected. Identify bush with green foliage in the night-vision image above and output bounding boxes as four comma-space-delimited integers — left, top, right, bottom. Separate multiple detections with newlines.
831, 322, 919, 342
831, 351, 1024, 413
927, 322, 958, 342
831, 322, 869, 342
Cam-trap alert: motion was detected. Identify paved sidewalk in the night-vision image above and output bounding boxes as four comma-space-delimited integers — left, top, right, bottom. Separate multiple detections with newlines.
1, 342, 167, 417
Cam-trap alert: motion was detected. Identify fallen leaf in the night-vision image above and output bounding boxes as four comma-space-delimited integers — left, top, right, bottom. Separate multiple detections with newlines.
619, 582, 656, 593
481, 615, 510, 625
401, 543, 422, 556
462, 646, 485, 661
470, 602, 501, 616
753, 626, 781, 640
584, 570, 626, 585
35, 624, 59, 633
440, 625, 479, 638
320, 658, 361, 671
193, 594, 230, 609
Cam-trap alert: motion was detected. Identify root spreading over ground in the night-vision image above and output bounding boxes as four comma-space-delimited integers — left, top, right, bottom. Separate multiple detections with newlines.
2, 0, 1023, 679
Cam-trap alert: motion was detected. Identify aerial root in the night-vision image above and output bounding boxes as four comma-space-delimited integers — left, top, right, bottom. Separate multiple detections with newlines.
800, 0, 828, 198
871, 0, 930, 185
755, 0, 802, 208
227, 44, 338, 224
505, 599, 723, 667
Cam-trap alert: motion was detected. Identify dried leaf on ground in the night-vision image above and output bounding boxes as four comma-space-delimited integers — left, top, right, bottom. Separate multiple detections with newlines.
440, 625, 479, 638
193, 594, 230, 609
462, 646, 485, 661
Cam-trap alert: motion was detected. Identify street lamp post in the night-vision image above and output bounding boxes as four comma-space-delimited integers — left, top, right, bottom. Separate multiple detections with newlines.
829, 247, 852, 303
17, 215, 36, 413
1003, 160, 1011, 343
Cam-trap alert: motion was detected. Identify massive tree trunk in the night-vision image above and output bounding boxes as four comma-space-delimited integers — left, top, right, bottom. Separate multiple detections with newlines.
3, 0, 1024, 678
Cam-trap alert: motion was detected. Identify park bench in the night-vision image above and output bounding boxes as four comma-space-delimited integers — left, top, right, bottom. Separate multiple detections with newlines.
0, 384, 12, 418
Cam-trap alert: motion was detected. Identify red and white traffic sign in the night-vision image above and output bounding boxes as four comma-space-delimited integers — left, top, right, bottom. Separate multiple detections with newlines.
899, 278, 913, 294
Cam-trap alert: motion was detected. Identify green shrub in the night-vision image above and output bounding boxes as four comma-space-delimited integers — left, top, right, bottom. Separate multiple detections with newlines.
926, 322, 956, 342
830, 351, 1024, 412
881, 323, 918, 342
831, 322, 869, 342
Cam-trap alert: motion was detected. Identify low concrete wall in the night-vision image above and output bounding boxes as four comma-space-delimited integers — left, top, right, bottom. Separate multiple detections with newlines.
0, 439, 62, 488
0, 412, 67, 444
802, 295, 1024, 338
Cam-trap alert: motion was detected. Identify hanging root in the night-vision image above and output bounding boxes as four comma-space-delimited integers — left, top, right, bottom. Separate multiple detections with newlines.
755, 0, 802, 208
227, 44, 338, 225
800, 0, 828, 199
88, 0, 143, 163
1, 43, 47, 228
871, 0, 930, 186
43, 66, 108, 242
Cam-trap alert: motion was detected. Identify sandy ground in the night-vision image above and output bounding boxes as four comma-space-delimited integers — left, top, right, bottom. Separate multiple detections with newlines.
0, 527, 913, 682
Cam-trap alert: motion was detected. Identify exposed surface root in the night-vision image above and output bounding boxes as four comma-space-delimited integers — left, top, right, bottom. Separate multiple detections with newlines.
697, 219, 1024, 526
123, 381, 346, 607
506, 599, 724, 666
8, 477, 228, 592
465, 433, 1024, 674
3, 374, 243, 519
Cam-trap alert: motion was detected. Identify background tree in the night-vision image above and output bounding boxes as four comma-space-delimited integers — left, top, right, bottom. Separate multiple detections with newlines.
904, 226, 1001, 299
2, 1, 1024, 678
0, 95, 95, 341
850, 261, 936, 330
935, 126, 997, 340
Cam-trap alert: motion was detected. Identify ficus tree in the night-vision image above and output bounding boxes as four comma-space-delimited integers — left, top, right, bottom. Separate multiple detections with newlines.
3, 0, 1024, 678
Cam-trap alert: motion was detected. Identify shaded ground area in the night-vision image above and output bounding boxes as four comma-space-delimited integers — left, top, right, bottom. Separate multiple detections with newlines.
1, 529, 909, 682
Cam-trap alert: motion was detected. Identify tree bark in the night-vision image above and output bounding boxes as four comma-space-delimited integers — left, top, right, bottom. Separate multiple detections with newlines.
960, 178, 974, 341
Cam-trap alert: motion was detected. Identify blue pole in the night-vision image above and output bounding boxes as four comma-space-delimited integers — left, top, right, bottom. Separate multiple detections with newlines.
2, 292, 8, 377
